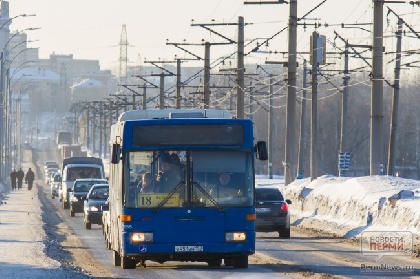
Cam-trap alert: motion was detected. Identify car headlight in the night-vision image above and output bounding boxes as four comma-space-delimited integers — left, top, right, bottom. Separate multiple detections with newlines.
225, 232, 246, 242
71, 196, 78, 202
89, 206, 99, 211
131, 232, 153, 243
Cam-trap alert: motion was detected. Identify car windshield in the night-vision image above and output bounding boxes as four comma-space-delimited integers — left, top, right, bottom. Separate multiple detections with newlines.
53, 174, 61, 182
89, 187, 109, 199
67, 167, 102, 180
124, 150, 254, 209
74, 181, 106, 192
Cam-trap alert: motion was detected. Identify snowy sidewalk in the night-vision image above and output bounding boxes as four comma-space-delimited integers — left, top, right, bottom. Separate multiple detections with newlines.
0, 149, 63, 278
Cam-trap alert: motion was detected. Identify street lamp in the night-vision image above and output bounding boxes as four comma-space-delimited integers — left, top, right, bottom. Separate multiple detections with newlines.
0, 14, 36, 32
0, 27, 40, 178
0, 14, 37, 180
10, 75, 32, 168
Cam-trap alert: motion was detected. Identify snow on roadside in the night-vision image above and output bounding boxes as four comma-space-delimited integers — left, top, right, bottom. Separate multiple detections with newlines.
256, 175, 420, 238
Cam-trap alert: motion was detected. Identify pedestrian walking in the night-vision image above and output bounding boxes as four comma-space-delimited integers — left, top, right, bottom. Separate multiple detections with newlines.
9, 169, 18, 190
25, 168, 35, 190
17, 168, 25, 190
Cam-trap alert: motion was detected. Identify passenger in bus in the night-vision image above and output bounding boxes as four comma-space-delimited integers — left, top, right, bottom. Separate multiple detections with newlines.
140, 172, 155, 193
157, 153, 181, 193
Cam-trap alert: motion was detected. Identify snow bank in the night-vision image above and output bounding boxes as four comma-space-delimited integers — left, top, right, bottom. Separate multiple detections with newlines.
257, 175, 420, 238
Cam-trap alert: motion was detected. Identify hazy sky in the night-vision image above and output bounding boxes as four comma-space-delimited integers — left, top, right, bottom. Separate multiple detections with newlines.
8, 0, 420, 75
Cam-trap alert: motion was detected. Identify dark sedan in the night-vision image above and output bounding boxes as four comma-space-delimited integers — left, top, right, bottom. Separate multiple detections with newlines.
255, 187, 292, 238
69, 179, 108, 217
83, 184, 109, 229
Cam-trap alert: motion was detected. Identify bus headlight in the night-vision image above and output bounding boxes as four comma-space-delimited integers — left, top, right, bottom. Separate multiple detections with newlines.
225, 232, 246, 242
131, 232, 153, 243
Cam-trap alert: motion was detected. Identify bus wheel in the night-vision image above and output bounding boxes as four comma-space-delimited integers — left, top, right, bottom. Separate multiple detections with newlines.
233, 255, 248, 269
121, 255, 137, 269
224, 258, 233, 267
113, 250, 121, 266
207, 259, 222, 267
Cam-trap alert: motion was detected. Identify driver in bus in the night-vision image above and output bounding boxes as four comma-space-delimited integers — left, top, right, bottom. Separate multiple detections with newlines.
215, 172, 242, 197
156, 153, 181, 193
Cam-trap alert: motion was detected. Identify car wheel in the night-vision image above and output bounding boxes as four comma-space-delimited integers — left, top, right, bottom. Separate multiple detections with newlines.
113, 250, 121, 266
70, 209, 75, 217
207, 259, 222, 267
51, 194, 55, 199
279, 228, 290, 238
85, 221, 91, 230
233, 255, 248, 269
121, 255, 137, 269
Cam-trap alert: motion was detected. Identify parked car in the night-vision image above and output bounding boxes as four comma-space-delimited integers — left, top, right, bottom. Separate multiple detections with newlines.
83, 184, 109, 229
50, 172, 62, 199
69, 178, 108, 217
255, 187, 291, 238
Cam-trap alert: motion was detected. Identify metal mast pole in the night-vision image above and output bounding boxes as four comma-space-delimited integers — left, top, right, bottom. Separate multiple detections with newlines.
387, 17, 403, 176
203, 42, 210, 109
284, 0, 298, 185
370, 0, 384, 175
159, 73, 164, 109
297, 59, 308, 178
310, 31, 318, 181
339, 47, 350, 177
237, 16, 245, 118
176, 59, 181, 109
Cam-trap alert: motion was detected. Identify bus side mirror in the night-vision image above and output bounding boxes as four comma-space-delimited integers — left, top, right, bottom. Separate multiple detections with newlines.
255, 141, 268, 161
111, 143, 121, 164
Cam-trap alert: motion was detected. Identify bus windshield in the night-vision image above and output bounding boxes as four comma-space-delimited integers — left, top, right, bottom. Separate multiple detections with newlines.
124, 150, 254, 209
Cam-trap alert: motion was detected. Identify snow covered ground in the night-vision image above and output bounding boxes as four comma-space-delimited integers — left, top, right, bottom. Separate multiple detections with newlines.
256, 175, 420, 239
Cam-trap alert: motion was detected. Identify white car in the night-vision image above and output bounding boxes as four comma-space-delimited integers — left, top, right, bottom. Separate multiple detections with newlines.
50, 172, 61, 199
45, 167, 59, 184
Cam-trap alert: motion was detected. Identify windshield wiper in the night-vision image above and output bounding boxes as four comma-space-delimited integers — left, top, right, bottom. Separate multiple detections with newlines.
192, 182, 224, 212
153, 181, 185, 212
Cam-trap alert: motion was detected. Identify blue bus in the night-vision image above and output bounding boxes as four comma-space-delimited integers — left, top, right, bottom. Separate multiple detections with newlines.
105, 109, 267, 269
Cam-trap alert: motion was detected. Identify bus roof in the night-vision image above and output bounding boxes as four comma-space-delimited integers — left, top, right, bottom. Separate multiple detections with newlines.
118, 109, 232, 122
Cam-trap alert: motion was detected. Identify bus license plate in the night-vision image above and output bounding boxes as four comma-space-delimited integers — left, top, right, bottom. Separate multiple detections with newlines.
175, 246, 203, 252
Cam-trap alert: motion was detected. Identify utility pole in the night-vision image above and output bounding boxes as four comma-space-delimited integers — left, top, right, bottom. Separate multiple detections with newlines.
102, 102, 107, 158
98, 102, 103, 158
189, 19, 243, 111
204, 42, 210, 108
371, 0, 384, 175
142, 85, 147, 109
268, 74, 274, 179
339, 46, 350, 177
145, 60, 176, 109
159, 73, 165, 109
310, 31, 318, 181
284, 0, 298, 185
176, 59, 181, 108
249, 82, 254, 121
237, 16, 245, 118
86, 105, 90, 150
388, 17, 403, 176
297, 59, 308, 179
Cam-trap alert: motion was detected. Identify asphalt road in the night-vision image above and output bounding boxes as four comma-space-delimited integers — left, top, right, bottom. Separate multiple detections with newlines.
36, 146, 420, 279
